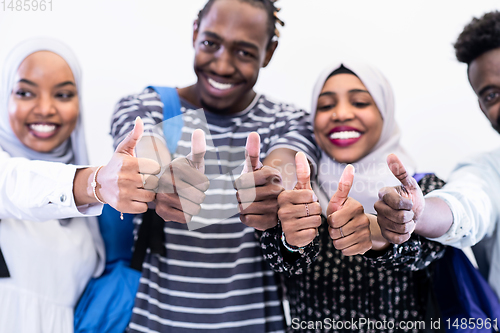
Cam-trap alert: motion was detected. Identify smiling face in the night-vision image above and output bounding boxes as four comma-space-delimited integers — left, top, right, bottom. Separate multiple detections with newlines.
8, 51, 79, 153
468, 48, 500, 134
191, 0, 277, 114
314, 73, 383, 163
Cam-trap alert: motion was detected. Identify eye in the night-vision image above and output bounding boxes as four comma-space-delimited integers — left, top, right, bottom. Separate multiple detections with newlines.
201, 40, 217, 49
14, 89, 34, 99
55, 91, 76, 100
317, 103, 336, 111
237, 49, 254, 59
353, 101, 370, 108
484, 91, 499, 104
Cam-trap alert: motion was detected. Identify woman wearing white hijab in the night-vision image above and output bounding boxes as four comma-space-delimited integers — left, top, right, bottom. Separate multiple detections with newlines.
261, 61, 447, 331
0, 38, 159, 332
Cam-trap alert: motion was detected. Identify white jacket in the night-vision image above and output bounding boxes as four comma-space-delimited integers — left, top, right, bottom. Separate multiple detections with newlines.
426, 147, 500, 298
0, 146, 103, 220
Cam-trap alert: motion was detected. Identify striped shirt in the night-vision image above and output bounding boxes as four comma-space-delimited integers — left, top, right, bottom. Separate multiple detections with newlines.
111, 88, 319, 333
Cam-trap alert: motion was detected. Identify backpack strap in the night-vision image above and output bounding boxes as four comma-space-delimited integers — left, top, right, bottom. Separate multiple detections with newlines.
147, 86, 183, 154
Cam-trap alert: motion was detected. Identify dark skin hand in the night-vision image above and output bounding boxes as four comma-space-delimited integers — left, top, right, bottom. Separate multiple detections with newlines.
326, 164, 373, 256
278, 152, 321, 247
154, 129, 210, 223
235, 132, 284, 230
374, 154, 452, 244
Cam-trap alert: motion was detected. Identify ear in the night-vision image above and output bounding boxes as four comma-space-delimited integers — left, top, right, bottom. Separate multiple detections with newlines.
192, 20, 199, 48
262, 40, 278, 68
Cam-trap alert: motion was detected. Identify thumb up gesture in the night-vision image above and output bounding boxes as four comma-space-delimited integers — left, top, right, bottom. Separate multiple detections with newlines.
97, 117, 161, 213
155, 129, 210, 223
327, 165, 372, 256
235, 132, 284, 230
277, 152, 322, 248
374, 154, 422, 244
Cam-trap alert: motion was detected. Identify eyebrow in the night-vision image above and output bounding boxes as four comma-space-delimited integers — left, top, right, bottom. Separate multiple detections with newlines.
319, 89, 370, 97
18, 79, 75, 89
19, 78, 37, 87
478, 84, 498, 97
202, 31, 260, 52
54, 81, 75, 88
349, 89, 370, 94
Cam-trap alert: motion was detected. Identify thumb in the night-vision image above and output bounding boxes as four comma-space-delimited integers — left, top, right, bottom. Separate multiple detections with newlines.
387, 154, 416, 190
327, 164, 354, 215
294, 152, 311, 190
115, 116, 144, 157
243, 132, 262, 173
188, 129, 206, 172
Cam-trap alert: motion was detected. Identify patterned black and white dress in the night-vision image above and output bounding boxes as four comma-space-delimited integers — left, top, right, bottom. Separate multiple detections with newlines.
261, 174, 446, 333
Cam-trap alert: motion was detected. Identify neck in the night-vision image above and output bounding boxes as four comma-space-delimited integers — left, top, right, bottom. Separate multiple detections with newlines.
178, 84, 257, 115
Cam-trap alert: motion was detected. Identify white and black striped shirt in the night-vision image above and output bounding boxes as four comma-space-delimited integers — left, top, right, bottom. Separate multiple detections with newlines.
111, 88, 319, 333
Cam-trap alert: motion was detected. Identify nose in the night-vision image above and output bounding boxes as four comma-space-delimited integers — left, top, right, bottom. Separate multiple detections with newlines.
211, 48, 236, 77
33, 93, 57, 117
333, 100, 355, 122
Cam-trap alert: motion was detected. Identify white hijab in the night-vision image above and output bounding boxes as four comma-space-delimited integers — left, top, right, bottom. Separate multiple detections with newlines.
0, 38, 104, 276
0, 38, 87, 165
312, 60, 416, 215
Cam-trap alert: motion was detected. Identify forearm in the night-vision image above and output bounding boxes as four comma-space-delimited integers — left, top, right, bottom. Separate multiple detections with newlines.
414, 197, 453, 238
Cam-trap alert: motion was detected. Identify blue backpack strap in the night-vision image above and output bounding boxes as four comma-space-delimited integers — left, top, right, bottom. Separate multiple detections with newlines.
147, 86, 183, 154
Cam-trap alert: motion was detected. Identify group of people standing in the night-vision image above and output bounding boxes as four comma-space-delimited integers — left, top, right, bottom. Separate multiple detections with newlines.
0, 1, 499, 332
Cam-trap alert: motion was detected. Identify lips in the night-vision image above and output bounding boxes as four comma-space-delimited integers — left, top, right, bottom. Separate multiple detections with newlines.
208, 78, 234, 91
27, 123, 60, 139
201, 74, 241, 98
328, 126, 363, 147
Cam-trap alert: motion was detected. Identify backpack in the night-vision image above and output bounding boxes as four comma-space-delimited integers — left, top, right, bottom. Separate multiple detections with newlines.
433, 246, 500, 332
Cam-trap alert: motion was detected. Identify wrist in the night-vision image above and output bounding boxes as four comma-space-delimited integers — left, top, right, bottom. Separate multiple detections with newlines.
281, 231, 306, 254
90, 165, 107, 204
74, 167, 98, 206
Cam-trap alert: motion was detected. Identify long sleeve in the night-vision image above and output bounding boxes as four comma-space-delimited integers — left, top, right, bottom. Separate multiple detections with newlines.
260, 222, 320, 277
425, 149, 500, 247
424, 148, 500, 297
0, 148, 102, 221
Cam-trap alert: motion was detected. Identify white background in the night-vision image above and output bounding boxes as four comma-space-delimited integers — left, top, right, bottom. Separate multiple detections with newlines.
1, 0, 500, 180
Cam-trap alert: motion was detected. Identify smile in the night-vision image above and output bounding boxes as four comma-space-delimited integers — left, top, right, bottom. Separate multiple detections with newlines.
28, 123, 59, 139
329, 131, 361, 140
208, 78, 234, 91
328, 126, 363, 147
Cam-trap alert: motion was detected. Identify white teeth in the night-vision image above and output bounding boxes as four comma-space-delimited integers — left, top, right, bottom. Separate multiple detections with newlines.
330, 131, 361, 140
29, 124, 56, 133
208, 78, 233, 90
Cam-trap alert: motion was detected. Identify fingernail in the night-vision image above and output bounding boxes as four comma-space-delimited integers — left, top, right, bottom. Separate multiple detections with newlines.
312, 193, 318, 202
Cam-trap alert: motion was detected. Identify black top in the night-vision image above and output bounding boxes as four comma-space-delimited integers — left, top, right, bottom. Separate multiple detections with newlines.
260, 174, 446, 333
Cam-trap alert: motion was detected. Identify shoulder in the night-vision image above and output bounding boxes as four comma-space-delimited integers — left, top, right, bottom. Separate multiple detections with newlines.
115, 88, 162, 110
256, 94, 309, 118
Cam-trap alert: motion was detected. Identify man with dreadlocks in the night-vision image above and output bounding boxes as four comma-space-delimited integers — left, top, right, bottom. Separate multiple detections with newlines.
110, 0, 318, 332
375, 10, 500, 299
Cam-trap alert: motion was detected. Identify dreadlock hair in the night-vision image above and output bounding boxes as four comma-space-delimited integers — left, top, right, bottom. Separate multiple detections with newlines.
454, 11, 500, 65
196, 0, 284, 48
